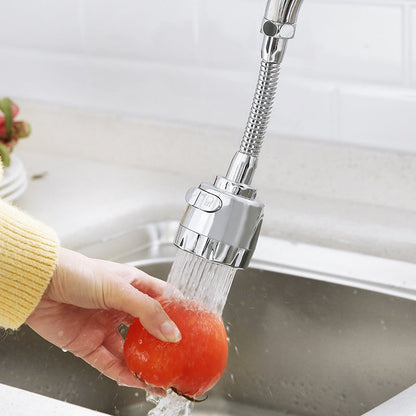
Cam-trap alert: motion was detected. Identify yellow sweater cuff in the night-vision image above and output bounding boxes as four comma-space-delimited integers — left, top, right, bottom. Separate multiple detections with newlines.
0, 199, 59, 329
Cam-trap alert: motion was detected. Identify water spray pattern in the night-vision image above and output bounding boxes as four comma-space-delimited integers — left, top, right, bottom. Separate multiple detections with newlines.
164, 251, 237, 316
146, 250, 236, 415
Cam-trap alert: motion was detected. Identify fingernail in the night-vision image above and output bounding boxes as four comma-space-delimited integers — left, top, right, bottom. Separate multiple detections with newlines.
160, 321, 181, 342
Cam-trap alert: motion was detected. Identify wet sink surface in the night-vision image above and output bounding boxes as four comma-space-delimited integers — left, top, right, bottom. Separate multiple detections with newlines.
2, 261, 416, 416
1, 222, 416, 416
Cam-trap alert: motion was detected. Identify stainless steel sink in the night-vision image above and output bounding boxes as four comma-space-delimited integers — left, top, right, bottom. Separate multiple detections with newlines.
1, 221, 416, 416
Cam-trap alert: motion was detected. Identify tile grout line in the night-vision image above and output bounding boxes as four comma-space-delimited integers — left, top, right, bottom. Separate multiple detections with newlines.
334, 86, 342, 145
401, 3, 412, 87
76, 0, 88, 55
405, 3, 414, 88
192, 0, 200, 64
313, 0, 416, 5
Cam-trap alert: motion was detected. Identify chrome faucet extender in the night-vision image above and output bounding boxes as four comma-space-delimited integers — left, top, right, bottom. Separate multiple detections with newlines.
174, 0, 304, 269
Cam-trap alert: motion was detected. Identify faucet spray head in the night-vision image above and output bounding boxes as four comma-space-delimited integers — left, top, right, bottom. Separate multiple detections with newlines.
174, 179, 264, 269
174, 0, 304, 269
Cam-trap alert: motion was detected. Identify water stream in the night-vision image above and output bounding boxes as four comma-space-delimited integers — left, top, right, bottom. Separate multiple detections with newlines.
164, 250, 237, 316
146, 250, 237, 415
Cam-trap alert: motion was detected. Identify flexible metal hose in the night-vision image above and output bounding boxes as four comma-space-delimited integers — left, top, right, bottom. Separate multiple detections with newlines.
240, 60, 280, 157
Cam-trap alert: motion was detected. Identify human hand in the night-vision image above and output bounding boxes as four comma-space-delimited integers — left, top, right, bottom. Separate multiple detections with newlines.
27, 248, 181, 388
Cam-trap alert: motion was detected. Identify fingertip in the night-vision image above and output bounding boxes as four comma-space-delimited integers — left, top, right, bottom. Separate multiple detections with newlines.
113, 286, 181, 343
159, 321, 182, 343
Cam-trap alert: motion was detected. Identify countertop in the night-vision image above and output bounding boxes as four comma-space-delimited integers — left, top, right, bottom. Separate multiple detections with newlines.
12, 148, 416, 264
0, 383, 107, 416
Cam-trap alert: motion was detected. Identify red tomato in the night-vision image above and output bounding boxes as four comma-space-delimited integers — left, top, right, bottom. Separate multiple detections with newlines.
123, 297, 228, 399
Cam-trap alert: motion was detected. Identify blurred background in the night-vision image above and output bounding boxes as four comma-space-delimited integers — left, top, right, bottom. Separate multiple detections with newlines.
0, 0, 415, 154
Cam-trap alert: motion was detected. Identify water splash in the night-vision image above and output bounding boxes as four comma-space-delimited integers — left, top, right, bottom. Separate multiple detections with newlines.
164, 250, 236, 316
147, 390, 194, 416
146, 249, 237, 415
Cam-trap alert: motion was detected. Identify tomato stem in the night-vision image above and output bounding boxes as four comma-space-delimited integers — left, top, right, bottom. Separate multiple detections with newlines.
133, 372, 209, 403
171, 387, 208, 403
118, 323, 129, 340
134, 372, 145, 383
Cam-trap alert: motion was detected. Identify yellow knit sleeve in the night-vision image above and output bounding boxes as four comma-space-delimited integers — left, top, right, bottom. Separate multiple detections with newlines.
0, 198, 59, 329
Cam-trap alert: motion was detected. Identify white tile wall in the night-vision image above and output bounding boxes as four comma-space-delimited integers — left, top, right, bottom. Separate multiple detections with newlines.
271, 75, 338, 141
0, 0, 415, 154
338, 86, 416, 153
0, 0, 84, 53
196, 0, 263, 70
287, 2, 403, 84
411, 7, 416, 86
83, 0, 195, 64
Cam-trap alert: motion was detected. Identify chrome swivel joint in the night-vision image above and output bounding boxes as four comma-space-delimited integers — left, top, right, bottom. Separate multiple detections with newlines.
261, 0, 304, 64
174, 0, 304, 269
174, 178, 264, 269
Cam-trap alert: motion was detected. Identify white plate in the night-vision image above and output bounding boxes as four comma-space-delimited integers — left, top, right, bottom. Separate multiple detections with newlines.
2, 183, 27, 202
0, 173, 27, 198
0, 155, 24, 188
0, 156, 28, 202
1, 176, 27, 202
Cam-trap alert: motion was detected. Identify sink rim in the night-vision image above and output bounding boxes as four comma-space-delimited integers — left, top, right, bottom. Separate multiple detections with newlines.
76, 220, 416, 416
4, 220, 416, 416
76, 220, 416, 302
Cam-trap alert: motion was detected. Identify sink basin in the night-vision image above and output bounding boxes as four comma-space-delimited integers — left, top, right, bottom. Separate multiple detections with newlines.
1, 221, 416, 416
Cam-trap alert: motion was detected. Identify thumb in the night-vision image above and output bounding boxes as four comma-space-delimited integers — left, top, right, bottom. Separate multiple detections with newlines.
107, 280, 181, 343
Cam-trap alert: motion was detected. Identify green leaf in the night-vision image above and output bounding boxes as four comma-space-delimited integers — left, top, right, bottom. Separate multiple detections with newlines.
0, 98, 14, 136
0, 142, 10, 167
